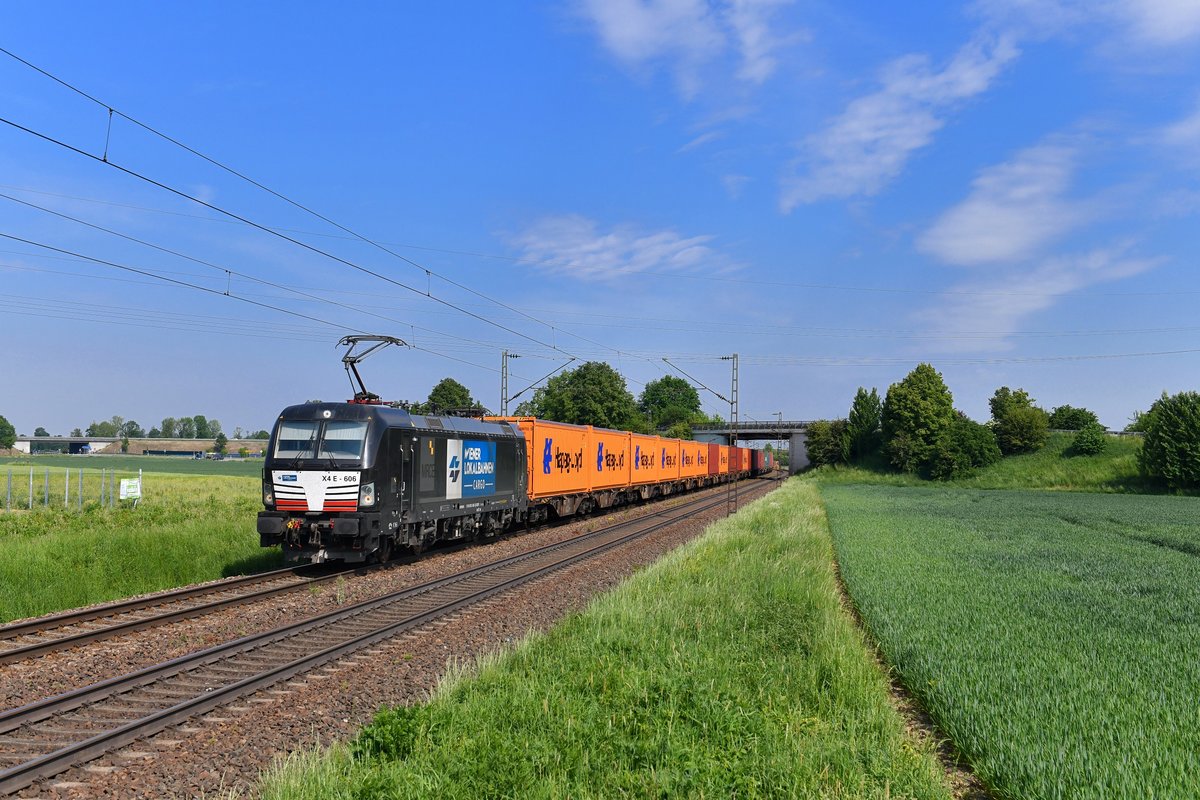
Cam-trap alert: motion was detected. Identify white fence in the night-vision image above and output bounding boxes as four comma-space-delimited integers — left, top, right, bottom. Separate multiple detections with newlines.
2, 467, 143, 511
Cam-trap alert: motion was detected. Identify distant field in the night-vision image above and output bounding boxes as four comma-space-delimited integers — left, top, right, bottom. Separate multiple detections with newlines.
0, 453, 264, 477
823, 484, 1200, 799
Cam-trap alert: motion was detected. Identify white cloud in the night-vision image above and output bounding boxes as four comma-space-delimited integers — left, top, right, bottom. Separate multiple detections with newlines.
915, 246, 1160, 351
1162, 101, 1200, 154
510, 214, 723, 281
974, 0, 1200, 44
918, 142, 1087, 266
578, 0, 792, 96
727, 0, 793, 84
781, 34, 1019, 209
1105, 0, 1200, 44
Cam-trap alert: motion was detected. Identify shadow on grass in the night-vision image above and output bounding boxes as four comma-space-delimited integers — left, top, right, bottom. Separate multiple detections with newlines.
223, 549, 285, 578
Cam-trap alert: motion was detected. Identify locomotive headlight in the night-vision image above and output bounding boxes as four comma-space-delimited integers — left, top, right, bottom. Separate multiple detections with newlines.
263, 485, 274, 506
358, 482, 376, 508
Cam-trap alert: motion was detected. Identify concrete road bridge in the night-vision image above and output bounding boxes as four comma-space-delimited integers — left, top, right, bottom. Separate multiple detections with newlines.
691, 421, 812, 473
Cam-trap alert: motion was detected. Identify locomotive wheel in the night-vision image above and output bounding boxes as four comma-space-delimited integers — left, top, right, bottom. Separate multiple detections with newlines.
374, 537, 393, 564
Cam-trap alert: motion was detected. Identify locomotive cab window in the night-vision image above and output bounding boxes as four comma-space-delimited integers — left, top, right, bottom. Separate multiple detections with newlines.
274, 421, 319, 459
272, 419, 369, 462
496, 440, 517, 493
320, 420, 368, 460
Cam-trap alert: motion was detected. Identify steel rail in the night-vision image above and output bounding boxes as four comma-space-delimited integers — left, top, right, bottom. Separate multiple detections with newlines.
0, 479, 773, 795
0, 566, 357, 666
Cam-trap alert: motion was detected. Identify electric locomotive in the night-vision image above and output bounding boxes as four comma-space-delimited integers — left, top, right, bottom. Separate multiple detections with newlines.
257, 402, 526, 564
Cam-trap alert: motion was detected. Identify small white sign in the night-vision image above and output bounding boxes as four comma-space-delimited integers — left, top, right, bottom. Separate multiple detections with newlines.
119, 478, 142, 500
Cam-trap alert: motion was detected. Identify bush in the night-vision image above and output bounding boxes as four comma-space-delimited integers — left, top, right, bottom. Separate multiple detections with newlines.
882, 364, 955, 473
1070, 422, 1108, 456
994, 405, 1050, 455
926, 416, 1002, 480
1049, 405, 1100, 430
805, 419, 848, 468
1138, 392, 1200, 490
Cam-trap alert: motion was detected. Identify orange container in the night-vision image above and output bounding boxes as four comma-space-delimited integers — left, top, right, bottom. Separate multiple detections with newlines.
706, 443, 720, 476
680, 441, 707, 479
658, 438, 681, 481
492, 417, 591, 499
718, 445, 730, 475
630, 433, 661, 485
592, 427, 632, 490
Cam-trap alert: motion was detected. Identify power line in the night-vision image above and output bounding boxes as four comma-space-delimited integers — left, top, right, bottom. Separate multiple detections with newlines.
0, 48, 639, 360
0, 112, 579, 358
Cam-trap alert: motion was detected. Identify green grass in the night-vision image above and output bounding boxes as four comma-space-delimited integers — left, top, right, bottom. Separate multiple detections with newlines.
0, 472, 276, 621
809, 432, 1153, 492
259, 481, 953, 800
823, 484, 1200, 799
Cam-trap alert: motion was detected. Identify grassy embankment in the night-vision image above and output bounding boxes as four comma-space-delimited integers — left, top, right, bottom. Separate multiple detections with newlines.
810, 431, 1153, 493
259, 481, 954, 800
823, 485, 1200, 799
0, 457, 272, 621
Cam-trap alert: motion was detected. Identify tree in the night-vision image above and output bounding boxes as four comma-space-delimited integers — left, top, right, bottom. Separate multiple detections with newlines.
638, 376, 702, 429
881, 363, 956, 473
806, 419, 849, 468
148, 427, 162, 438
412, 378, 483, 415
990, 387, 1049, 455
193, 415, 210, 439
34, 426, 49, 437
214, 431, 229, 454
234, 426, 245, 440
86, 420, 119, 437
160, 417, 178, 438
664, 421, 694, 440
1138, 391, 1200, 490
994, 406, 1050, 455
846, 387, 882, 462
989, 387, 1035, 421
1048, 405, 1099, 430
120, 420, 144, 438
926, 415, 1001, 480
1070, 422, 1108, 456
520, 361, 648, 431
177, 417, 196, 438
70, 427, 83, 437
1124, 410, 1152, 433
251, 430, 271, 440
0, 415, 15, 449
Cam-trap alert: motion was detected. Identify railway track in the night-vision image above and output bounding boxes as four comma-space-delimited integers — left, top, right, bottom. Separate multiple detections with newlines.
0, 479, 772, 795
0, 565, 354, 666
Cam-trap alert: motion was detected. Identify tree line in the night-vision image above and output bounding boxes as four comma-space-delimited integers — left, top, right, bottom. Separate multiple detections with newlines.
409, 365, 720, 438
805, 362, 1200, 489
20, 415, 270, 441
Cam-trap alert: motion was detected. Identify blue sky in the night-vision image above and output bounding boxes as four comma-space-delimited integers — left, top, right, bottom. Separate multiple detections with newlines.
2, 1, 1199, 436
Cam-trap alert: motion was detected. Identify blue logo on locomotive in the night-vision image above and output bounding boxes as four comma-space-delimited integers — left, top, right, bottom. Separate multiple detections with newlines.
448, 455, 461, 484
462, 441, 496, 497
543, 438, 553, 475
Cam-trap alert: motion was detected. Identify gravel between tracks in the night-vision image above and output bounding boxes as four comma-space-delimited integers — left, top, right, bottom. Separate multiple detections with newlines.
8, 482, 772, 799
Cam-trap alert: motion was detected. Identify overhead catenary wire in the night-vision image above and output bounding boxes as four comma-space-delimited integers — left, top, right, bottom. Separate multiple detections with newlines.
0, 47, 637, 362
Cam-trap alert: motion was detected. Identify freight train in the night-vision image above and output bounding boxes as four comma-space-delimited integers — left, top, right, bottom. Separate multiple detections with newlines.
257, 401, 773, 564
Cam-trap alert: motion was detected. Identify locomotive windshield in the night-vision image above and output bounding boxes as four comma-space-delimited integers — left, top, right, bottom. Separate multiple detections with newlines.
273, 420, 369, 461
